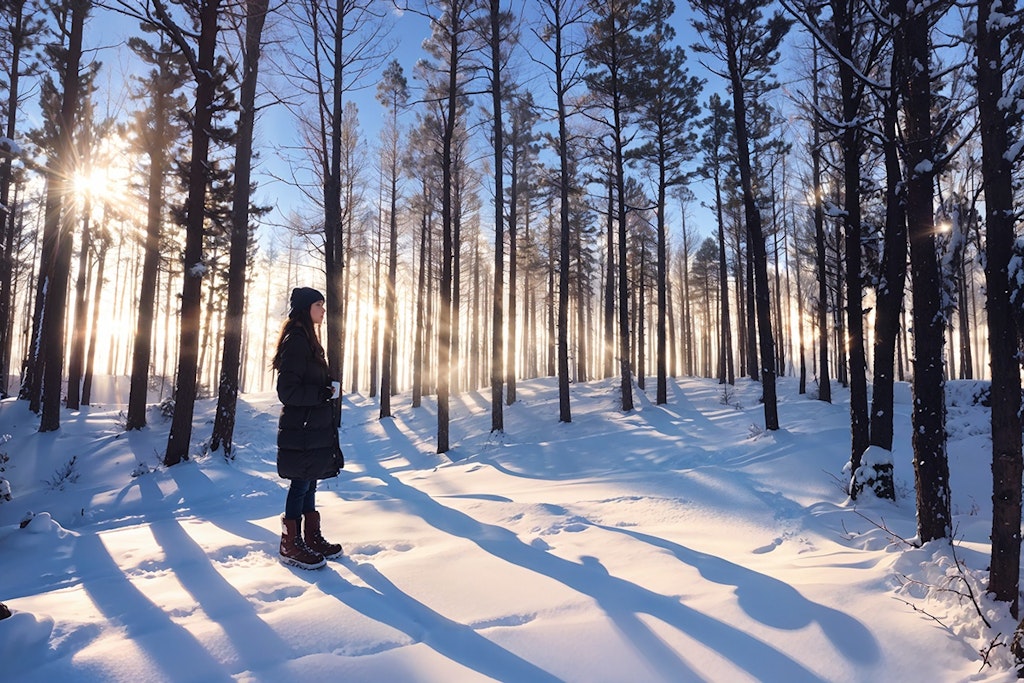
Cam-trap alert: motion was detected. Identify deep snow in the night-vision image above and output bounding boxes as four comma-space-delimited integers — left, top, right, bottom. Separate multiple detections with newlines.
0, 375, 1019, 682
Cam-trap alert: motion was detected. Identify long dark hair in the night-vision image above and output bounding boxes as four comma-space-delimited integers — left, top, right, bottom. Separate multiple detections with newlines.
272, 307, 327, 370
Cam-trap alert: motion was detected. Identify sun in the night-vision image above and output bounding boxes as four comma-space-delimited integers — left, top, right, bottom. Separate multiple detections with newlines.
72, 166, 110, 202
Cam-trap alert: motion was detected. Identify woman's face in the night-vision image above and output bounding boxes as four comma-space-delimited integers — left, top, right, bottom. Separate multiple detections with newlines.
310, 300, 326, 324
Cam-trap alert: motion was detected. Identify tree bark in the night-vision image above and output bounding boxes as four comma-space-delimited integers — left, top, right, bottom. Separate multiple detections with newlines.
126, 44, 175, 430
977, 0, 1022, 616
164, 0, 223, 465
39, 0, 89, 432
210, 0, 268, 457
868, 53, 906, 460
0, 0, 30, 398
898, 0, 950, 542
488, 0, 506, 430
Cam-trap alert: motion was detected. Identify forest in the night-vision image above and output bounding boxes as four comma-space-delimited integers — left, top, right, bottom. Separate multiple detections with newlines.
2, 0, 1024, 644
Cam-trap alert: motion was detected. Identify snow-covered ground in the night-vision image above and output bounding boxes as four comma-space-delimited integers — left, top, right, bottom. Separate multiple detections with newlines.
0, 375, 1017, 682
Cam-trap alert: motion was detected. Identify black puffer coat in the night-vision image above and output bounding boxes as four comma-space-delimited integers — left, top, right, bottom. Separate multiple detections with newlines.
276, 327, 344, 480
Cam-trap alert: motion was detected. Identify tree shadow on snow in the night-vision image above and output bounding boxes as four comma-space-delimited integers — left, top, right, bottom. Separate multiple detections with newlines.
355, 440, 843, 683
594, 523, 879, 663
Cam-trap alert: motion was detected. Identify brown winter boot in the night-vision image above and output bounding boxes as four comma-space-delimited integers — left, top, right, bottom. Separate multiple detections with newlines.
303, 510, 343, 559
280, 517, 325, 569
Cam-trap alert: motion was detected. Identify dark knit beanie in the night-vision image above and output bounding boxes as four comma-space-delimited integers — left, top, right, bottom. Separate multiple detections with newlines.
289, 287, 325, 318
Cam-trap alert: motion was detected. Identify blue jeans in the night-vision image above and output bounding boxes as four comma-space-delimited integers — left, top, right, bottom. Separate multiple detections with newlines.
285, 479, 317, 519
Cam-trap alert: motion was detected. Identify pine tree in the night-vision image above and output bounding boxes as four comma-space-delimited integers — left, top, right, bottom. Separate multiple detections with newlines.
483, 0, 516, 431
418, 0, 478, 450
536, 0, 588, 421
584, 0, 651, 413
504, 90, 541, 405
376, 59, 408, 419
125, 32, 189, 430
628, 0, 702, 405
0, 0, 46, 399
210, 0, 271, 457
697, 93, 734, 386
690, 0, 791, 431
36, 0, 91, 432
65, 92, 109, 411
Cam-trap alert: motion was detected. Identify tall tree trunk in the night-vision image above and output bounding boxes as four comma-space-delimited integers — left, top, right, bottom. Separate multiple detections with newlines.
39, 0, 89, 432
164, 0, 223, 464
637, 244, 646, 390
436, 4, 464, 452
791, 209, 806, 394
451, 162, 463, 394
379, 151, 399, 417
714, 180, 733, 384
869, 54, 906, 456
833, 0, 869, 491
66, 185, 92, 410
488, 0, 505, 430
977, 0, 1022, 617
681, 210, 693, 377
899, 0, 950, 542
81, 241, 105, 405
126, 51, 173, 430
505, 133, 520, 405
412, 186, 428, 408
210, 0, 268, 456
744, 250, 757, 381
554, 15, 573, 422
603, 175, 615, 378
323, 0, 346, 423
615, 140, 632, 412
811, 88, 831, 400
655, 157, 667, 403
369, 208, 381, 398
547, 208, 555, 378
0, 0, 29, 398
575, 222, 587, 384
956, 262, 972, 379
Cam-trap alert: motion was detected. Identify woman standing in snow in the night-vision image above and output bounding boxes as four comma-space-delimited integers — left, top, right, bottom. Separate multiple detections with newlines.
272, 287, 344, 569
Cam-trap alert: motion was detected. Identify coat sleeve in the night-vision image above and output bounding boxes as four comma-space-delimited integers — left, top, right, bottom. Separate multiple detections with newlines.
276, 333, 327, 407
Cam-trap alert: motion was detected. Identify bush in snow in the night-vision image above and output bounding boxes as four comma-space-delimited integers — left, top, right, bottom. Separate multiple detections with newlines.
0, 477, 10, 502
158, 397, 175, 420
849, 446, 895, 500
45, 456, 79, 491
